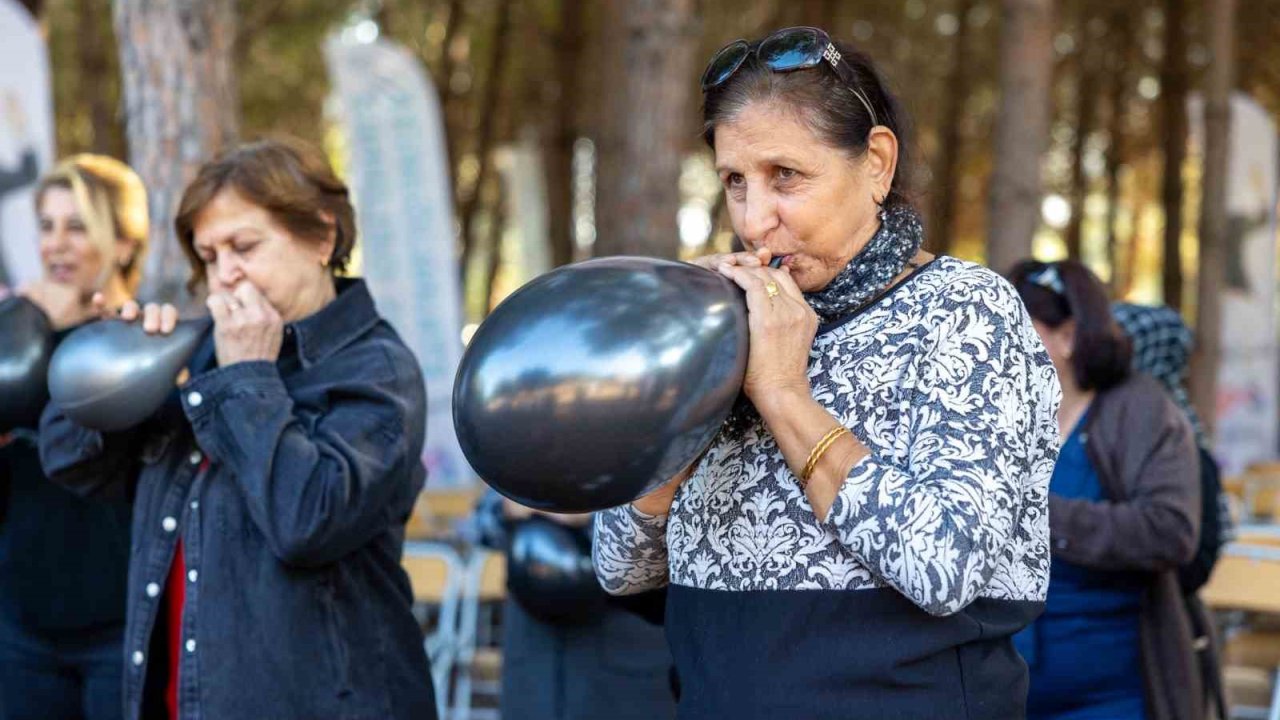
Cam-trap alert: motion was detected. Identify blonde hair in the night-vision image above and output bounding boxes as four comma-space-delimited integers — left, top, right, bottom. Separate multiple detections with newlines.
35, 154, 149, 294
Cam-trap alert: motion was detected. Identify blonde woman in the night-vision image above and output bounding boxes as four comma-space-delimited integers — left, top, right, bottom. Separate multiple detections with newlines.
0, 155, 147, 720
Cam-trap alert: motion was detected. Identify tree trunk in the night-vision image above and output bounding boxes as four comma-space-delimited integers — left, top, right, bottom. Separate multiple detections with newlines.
1189, 0, 1236, 438
484, 178, 507, 310
437, 0, 467, 185
114, 0, 238, 304
456, 0, 513, 281
777, 0, 837, 29
544, 0, 585, 268
1065, 19, 1100, 262
986, 0, 1056, 274
1105, 7, 1135, 294
593, 0, 699, 259
1159, 0, 1189, 310
78, 0, 125, 158
929, 0, 975, 255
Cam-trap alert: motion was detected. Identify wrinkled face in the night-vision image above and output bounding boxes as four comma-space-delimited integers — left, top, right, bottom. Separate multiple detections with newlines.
191, 188, 335, 322
38, 186, 129, 296
714, 100, 887, 292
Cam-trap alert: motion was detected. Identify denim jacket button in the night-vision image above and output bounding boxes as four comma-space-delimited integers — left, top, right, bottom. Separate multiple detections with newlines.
189, 450, 203, 465
186, 639, 197, 653
146, 582, 160, 598
162, 516, 177, 532
188, 569, 198, 583
187, 391, 203, 408
132, 651, 145, 666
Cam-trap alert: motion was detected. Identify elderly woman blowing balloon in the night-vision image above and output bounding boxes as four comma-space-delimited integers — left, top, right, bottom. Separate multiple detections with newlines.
592, 27, 1061, 719
1, 155, 147, 720
39, 138, 436, 720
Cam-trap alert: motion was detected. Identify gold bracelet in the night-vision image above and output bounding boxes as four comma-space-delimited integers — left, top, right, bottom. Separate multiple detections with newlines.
800, 426, 850, 487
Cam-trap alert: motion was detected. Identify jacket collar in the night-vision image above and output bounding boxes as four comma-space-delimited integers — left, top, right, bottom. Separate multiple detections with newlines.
287, 278, 380, 368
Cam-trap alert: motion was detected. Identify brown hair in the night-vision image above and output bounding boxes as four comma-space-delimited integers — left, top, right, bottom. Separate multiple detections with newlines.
1008, 259, 1132, 392
35, 154, 149, 294
174, 136, 356, 291
701, 31, 917, 209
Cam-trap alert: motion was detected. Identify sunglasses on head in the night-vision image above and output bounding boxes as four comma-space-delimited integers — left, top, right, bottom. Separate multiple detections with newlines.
1026, 264, 1066, 296
701, 26, 880, 128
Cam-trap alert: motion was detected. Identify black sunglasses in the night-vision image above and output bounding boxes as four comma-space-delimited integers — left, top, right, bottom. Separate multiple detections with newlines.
701, 26, 879, 128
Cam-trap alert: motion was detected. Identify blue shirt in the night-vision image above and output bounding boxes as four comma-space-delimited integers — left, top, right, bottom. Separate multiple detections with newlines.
1016, 410, 1146, 719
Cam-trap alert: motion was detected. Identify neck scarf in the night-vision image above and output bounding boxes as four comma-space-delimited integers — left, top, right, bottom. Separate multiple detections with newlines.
802, 204, 925, 323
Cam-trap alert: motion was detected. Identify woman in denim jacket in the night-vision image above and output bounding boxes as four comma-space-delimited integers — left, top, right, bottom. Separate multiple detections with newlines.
39, 138, 435, 719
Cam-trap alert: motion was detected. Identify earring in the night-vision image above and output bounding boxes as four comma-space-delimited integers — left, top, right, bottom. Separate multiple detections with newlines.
873, 194, 887, 221
320, 257, 330, 268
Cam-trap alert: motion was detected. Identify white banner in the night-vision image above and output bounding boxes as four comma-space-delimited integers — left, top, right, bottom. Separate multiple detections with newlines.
1191, 93, 1280, 474
0, 0, 54, 292
324, 33, 473, 489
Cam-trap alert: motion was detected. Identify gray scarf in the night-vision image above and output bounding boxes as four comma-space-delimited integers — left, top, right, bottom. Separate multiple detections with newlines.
803, 204, 925, 323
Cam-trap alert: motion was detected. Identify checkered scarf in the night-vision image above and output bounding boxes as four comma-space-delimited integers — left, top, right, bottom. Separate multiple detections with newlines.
1112, 302, 1207, 447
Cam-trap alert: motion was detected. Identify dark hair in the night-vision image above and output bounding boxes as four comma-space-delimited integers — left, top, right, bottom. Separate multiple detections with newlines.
700, 32, 916, 208
1008, 259, 1131, 392
174, 136, 356, 291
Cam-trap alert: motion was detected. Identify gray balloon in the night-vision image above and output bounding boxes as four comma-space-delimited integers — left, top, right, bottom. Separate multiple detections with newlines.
0, 296, 54, 430
452, 257, 748, 513
48, 317, 211, 432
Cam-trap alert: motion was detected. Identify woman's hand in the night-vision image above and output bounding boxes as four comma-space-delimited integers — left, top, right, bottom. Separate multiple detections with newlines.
119, 298, 179, 335
207, 281, 284, 367
718, 260, 818, 412
688, 247, 768, 274
19, 280, 95, 330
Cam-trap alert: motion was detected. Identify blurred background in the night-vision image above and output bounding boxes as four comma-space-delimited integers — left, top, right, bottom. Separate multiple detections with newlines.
6, 1, 1280, 717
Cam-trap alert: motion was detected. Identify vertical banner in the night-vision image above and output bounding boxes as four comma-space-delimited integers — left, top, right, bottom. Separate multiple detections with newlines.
1192, 93, 1280, 474
0, 0, 54, 292
324, 34, 473, 489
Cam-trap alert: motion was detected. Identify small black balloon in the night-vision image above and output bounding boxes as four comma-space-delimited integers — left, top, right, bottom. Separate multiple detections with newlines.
48, 317, 211, 432
453, 257, 748, 513
0, 296, 54, 431
506, 516, 606, 625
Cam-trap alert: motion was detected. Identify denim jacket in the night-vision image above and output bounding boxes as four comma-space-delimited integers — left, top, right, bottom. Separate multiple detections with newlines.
39, 279, 436, 720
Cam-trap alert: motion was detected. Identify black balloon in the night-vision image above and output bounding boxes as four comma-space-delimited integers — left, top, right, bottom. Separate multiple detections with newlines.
48, 317, 211, 432
506, 516, 607, 625
453, 256, 748, 513
0, 296, 55, 431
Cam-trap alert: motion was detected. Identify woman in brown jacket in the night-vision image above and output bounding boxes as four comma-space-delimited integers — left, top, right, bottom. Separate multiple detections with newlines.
1009, 259, 1203, 720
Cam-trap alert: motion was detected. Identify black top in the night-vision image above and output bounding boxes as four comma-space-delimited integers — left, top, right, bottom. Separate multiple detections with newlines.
0, 315, 131, 633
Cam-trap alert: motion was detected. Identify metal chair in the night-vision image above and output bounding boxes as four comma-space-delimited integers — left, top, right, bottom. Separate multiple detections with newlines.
407, 487, 486, 541
402, 541, 467, 719
450, 549, 507, 720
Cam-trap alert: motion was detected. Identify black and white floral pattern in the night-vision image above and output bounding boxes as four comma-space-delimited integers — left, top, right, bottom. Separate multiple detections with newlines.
594, 257, 1061, 617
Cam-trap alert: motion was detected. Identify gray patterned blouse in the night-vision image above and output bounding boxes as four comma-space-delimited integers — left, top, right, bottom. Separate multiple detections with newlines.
593, 256, 1061, 617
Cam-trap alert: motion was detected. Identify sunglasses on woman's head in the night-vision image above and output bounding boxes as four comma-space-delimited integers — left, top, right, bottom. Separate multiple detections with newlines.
1026, 264, 1066, 295
701, 26, 880, 128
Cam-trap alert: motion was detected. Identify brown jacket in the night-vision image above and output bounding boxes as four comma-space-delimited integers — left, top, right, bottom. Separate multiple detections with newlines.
1050, 372, 1203, 720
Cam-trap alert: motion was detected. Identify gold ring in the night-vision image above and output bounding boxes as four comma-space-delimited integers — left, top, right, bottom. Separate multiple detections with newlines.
765, 281, 780, 298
